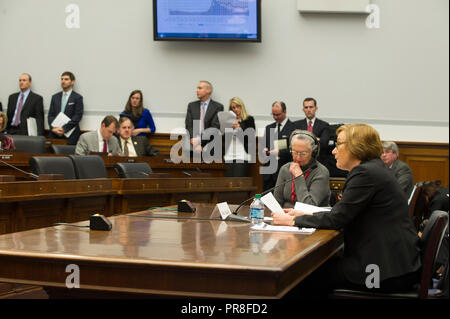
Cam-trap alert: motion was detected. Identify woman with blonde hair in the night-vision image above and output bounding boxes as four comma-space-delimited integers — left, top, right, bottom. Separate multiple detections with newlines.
273, 124, 421, 295
0, 112, 15, 150
224, 97, 255, 177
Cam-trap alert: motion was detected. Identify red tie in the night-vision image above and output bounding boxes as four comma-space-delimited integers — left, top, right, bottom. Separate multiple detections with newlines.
102, 140, 107, 153
307, 120, 313, 133
13, 93, 24, 126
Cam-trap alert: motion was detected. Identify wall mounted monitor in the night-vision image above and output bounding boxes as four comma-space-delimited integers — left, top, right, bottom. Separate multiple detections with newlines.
153, 0, 261, 42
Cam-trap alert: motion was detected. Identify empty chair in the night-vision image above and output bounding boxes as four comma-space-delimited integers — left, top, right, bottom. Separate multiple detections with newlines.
29, 156, 77, 179
114, 162, 153, 178
50, 144, 76, 155
69, 155, 107, 179
9, 135, 46, 153
330, 210, 449, 299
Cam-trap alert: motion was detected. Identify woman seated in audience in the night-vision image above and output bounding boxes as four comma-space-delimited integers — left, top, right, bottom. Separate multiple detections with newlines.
273, 129, 330, 208
223, 97, 255, 177
0, 112, 15, 150
120, 90, 156, 137
273, 124, 421, 295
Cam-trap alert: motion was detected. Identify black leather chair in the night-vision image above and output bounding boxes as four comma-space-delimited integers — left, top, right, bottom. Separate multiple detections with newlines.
114, 162, 153, 178
29, 156, 77, 179
330, 210, 449, 299
50, 144, 76, 155
9, 135, 46, 153
69, 155, 107, 179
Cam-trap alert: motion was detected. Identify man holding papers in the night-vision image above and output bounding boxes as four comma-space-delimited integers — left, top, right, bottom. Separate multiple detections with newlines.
48, 71, 83, 145
273, 124, 421, 296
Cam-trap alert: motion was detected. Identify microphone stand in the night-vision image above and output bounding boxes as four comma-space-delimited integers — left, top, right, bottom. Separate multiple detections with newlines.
231, 172, 305, 218
0, 158, 39, 179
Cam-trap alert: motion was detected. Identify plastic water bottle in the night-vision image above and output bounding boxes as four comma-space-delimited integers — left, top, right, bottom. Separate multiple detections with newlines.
250, 194, 264, 225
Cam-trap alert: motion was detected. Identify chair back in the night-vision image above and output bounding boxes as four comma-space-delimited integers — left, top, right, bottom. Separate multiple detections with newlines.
418, 210, 449, 298
50, 144, 76, 155
29, 156, 77, 179
69, 155, 107, 179
114, 162, 153, 178
9, 135, 46, 153
409, 183, 428, 230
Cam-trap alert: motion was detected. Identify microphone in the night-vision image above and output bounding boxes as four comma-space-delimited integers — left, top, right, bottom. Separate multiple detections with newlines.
0, 158, 39, 179
232, 171, 305, 216
182, 171, 192, 177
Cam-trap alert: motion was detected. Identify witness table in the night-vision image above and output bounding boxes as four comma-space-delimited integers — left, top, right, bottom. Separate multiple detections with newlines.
0, 204, 343, 298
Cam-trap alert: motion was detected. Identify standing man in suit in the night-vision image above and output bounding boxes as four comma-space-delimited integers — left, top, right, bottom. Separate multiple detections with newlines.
48, 71, 84, 145
75, 115, 121, 156
381, 141, 415, 196
117, 116, 159, 157
262, 101, 297, 191
6, 73, 45, 135
294, 97, 330, 160
185, 81, 224, 154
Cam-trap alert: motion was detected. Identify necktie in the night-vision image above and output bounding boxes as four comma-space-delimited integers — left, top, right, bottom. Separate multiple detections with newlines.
13, 93, 24, 126
277, 123, 281, 137
102, 140, 107, 153
124, 140, 129, 156
307, 120, 313, 133
61, 92, 68, 113
200, 102, 206, 132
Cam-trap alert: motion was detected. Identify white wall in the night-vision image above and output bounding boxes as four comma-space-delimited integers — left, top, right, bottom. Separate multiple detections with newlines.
0, 0, 448, 142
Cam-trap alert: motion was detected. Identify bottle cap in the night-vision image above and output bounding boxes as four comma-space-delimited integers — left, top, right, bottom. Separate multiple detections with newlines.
254, 194, 261, 199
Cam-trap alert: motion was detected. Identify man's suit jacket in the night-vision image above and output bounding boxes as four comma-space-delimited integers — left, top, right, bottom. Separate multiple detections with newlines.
295, 158, 421, 285
75, 130, 121, 156
262, 119, 297, 191
0, 101, 3, 112
185, 99, 224, 146
6, 91, 45, 135
294, 118, 330, 157
118, 136, 159, 157
48, 91, 84, 145
391, 159, 415, 197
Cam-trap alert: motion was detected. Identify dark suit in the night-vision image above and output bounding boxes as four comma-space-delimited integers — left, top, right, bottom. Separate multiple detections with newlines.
0, 101, 3, 112
391, 159, 414, 197
119, 136, 159, 157
48, 91, 84, 145
185, 99, 224, 147
262, 119, 297, 191
295, 158, 421, 285
6, 91, 44, 135
294, 118, 330, 156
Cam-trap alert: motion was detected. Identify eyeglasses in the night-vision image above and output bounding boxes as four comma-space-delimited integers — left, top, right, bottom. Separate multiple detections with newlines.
335, 141, 346, 148
291, 150, 310, 156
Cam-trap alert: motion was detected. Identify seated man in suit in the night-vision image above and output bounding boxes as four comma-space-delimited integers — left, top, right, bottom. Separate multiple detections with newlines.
262, 101, 297, 191
294, 97, 330, 159
48, 71, 84, 145
381, 141, 414, 196
185, 81, 224, 155
75, 115, 121, 156
6, 73, 45, 136
117, 116, 159, 157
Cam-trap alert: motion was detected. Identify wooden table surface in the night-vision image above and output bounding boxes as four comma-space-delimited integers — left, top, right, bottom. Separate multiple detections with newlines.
0, 203, 343, 298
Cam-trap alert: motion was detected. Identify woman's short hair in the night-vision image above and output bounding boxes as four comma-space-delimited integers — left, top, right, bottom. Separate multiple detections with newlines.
228, 97, 248, 121
336, 124, 383, 161
0, 112, 8, 131
289, 129, 318, 155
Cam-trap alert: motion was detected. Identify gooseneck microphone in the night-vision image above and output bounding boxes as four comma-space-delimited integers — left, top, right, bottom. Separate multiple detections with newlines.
232, 171, 305, 216
0, 158, 39, 179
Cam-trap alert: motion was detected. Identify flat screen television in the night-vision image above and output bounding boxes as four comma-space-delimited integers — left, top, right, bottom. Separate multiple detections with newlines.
153, 0, 261, 42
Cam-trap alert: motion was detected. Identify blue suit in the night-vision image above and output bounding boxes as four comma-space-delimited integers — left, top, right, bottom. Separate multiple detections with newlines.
48, 91, 84, 145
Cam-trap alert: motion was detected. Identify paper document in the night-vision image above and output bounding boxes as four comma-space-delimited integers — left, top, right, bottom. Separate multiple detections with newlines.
26, 117, 37, 136
274, 139, 287, 150
294, 202, 332, 214
251, 223, 315, 234
261, 192, 284, 213
51, 112, 75, 138
216, 202, 232, 220
218, 111, 236, 133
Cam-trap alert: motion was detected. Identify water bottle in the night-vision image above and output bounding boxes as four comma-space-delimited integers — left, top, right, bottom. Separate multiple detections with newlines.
250, 194, 264, 225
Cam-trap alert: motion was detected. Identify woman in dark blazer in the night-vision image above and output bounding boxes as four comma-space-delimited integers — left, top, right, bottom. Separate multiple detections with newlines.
273, 124, 421, 294
223, 97, 255, 177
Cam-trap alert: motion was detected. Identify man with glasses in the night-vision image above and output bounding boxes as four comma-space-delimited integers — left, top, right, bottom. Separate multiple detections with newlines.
262, 101, 297, 191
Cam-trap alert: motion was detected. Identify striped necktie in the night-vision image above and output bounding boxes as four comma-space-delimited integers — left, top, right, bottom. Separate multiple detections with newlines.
61, 92, 68, 113
13, 93, 24, 126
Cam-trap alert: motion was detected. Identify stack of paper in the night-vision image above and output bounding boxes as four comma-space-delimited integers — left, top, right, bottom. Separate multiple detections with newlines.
251, 223, 315, 234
